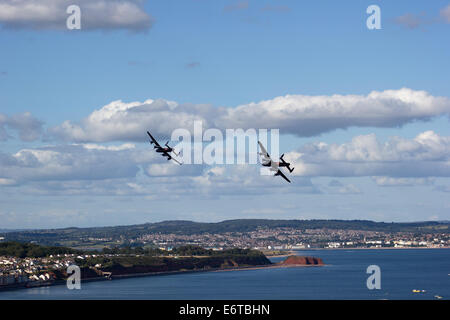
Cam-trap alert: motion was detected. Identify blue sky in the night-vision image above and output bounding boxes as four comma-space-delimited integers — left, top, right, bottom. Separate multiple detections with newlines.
0, 0, 449, 228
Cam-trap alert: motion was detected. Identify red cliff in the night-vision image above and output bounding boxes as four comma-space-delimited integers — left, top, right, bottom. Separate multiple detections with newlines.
279, 255, 324, 266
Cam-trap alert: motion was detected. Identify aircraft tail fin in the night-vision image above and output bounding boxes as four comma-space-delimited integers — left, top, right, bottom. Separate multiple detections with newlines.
280, 154, 294, 172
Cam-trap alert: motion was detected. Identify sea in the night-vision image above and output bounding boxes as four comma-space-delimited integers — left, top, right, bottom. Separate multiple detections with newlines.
1, 249, 449, 300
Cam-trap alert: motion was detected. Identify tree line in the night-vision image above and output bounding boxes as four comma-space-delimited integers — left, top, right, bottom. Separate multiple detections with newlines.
0, 241, 81, 258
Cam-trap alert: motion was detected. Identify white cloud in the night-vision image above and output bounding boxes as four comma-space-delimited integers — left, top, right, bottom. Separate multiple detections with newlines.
0, 0, 153, 31
145, 162, 201, 177
50, 98, 220, 142
50, 88, 450, 142
0, 112, 43, 141
323, 180, 362, 194
241, 208, 286, 215
188, 165, 319, 196
0, 144, 148, 182
372, 176, 435, 187
435, 185, 450, 193
0, 178, 16, 185
288, 131, 450, 178
328, 179, 343, 187
337, 184, 361, 194
79, 143, 135, 151
0, 156, 317, 197
2, 131, 450, 199
217, 88, 450, 137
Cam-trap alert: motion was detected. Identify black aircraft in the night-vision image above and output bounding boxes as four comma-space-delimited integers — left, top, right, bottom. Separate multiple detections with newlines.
147, 131, 182, 165
258, 141, 294, 183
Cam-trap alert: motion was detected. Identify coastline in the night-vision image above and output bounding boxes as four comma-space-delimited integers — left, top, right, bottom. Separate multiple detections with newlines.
0, 260, 323, 292
96, 260, 324, 280
2, 247, 448, 293
264, 251, 295, 258
263, 247, 450, 257
294, 246, 450, 250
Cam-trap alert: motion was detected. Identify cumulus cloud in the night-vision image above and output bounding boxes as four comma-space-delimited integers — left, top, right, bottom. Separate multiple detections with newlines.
328, 179, 343, 187
189, 165, 320, 196
287, 131, 450, 178
50, 98, 222, 142
145, 162, 202, 177
322, 179, 361, 194
0, 0, 153, 31
328, 184, 361, 194
3, 130, 450, 197
0, 144, 148, 182
79, 143, 136, 151
0, 178, 16, 186
217, 88, 450, 136
434, 185, 450, 193
0, 139, 321, 197
50, 88, 450, 143
372, 176, 435, 187
0, 112, 43, 141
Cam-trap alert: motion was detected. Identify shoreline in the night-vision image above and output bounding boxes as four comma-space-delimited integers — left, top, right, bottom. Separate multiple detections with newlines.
292, 246, 450, 250
0, 261, 324, 292
264, 251, 295, 258
1, 247, 448, 293
93, 261, 324, 280
260, 247, 450, 258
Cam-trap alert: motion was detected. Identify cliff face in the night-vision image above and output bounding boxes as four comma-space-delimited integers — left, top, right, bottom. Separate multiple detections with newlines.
280, 255, 324, 266
52, 266, 102, 280
95, 254, 272, 276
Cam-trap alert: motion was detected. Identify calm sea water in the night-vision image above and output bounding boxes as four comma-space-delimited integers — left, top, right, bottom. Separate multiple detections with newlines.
1, 249, 449, 300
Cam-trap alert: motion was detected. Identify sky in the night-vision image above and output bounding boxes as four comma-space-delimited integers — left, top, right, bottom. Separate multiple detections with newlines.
0, 0, 449, 228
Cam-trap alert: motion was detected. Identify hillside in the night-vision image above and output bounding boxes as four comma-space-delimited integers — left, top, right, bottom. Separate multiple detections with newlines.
1, 219, 449, 247
73, 251, 272, 278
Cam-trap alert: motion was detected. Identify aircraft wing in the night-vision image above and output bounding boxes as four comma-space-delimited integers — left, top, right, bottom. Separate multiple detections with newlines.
275, 169, 291, 183
162, 152, 182, 165
258, 141, 271, 162
147, 131, 162, 148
